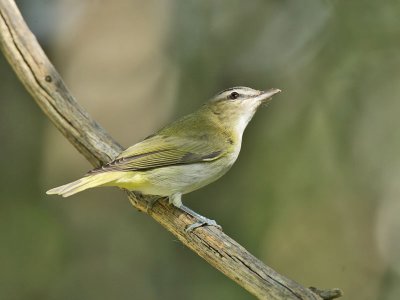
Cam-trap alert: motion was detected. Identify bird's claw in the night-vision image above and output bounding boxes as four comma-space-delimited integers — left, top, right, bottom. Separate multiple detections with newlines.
185, 219, 222, 232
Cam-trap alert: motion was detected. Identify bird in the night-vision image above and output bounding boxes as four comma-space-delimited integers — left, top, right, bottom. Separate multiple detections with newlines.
47, 86, 281, 231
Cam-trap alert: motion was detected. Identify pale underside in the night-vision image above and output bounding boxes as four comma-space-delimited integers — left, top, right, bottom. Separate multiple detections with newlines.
105, 152, 239, 197
88, 110, 244, 200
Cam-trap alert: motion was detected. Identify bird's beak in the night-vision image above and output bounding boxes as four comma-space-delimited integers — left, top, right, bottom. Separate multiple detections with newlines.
256, 88, 281, 103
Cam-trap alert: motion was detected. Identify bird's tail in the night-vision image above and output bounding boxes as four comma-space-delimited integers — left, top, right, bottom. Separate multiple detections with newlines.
46, 172, 121, 197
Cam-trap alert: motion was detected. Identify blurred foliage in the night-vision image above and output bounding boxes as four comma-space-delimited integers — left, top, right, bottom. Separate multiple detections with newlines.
1, 0, 400, 299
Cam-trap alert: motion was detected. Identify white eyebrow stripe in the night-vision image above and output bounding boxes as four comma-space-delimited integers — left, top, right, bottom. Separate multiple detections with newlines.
218, 86, 244, 94
219, 87, 259, 97
240, 90, 259, 96
211, 87, 261, 102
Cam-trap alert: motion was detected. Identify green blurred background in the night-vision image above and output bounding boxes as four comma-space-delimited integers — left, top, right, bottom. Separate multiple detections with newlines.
1, 0, 400, 299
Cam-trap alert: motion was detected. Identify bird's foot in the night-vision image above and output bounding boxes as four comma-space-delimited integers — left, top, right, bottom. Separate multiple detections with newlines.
175, 203, 222, 233
185, 218, 222, 232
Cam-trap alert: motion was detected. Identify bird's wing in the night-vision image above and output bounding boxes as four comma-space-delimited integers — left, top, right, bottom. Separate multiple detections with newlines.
89, 135, 225, 173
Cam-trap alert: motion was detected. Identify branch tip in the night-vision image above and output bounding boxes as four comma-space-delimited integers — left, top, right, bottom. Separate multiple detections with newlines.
309, 287, 343, 300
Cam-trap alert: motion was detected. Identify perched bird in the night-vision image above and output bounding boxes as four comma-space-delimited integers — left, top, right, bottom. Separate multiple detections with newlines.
47, 86, 281, 231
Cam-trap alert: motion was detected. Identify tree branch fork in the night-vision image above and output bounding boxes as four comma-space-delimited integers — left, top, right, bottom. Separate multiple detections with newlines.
0, 1, 342, 299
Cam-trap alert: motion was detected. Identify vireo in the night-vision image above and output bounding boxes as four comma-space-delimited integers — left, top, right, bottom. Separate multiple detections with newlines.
47, 86, 281, 231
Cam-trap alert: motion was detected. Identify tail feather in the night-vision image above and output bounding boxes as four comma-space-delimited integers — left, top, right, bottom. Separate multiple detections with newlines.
46, 173, 121, 197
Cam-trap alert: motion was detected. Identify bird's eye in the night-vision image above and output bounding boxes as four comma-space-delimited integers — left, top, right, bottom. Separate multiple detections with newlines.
229, 92, 240, 100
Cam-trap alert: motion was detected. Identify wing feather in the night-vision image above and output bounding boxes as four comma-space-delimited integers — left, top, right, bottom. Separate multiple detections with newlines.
89, 135, 225, 174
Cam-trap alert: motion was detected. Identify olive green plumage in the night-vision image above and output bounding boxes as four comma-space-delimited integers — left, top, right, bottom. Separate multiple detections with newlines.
47, 86, 280, 230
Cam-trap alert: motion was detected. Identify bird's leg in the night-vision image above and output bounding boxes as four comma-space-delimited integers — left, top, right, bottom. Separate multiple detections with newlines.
145, 195, 164, 212
179, 205, 221, 232
169, 193, 221, 232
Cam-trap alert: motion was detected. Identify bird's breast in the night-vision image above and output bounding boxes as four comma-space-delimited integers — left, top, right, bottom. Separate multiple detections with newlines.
137, 145, 240, 196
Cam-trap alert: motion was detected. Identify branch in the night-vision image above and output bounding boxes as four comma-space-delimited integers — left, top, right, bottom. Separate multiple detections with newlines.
0, 1, 342, 299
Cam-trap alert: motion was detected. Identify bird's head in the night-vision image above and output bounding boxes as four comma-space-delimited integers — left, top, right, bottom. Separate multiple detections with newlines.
205, 86, 281, 136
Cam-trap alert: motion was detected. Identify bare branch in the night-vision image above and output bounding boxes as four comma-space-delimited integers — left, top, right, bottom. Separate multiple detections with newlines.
309, 287, 343, 300
0, 1, 341, 299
